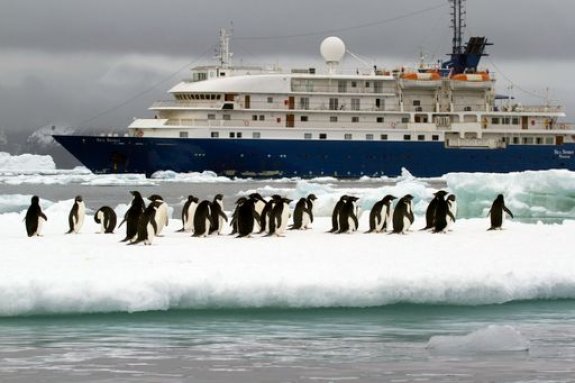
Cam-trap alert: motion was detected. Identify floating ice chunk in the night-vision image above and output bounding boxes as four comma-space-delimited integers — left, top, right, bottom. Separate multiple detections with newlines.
427, 325, 529, 353
0, 152, 56, 172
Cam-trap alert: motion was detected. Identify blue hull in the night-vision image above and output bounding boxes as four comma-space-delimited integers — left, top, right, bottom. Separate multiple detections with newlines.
53, 135, 575, 178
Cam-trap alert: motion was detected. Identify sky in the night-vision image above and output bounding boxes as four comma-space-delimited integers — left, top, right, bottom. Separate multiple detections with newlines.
0, 0, 573, 141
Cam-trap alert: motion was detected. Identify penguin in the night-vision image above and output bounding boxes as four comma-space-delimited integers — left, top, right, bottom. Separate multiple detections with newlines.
236, 196, 262, 238
329, 195, 348, 233
94, 206, 117, 234
119, 191, 145, 242
421, 190, 446, 230
192, 200, 214, 237
66, 195, 85, 234
392, 194, 415, 234
366, 195, 396, 233
290, 193, 317, 230
230, 196, 246, 235
24, 195, 48, 237
250, 193, 266, 231
259, 194, 282, 234
178, 195, 199, 232
445, 194, 457, 231
488, 194, 514, 230
148, 194, 169, 236
431, 191, 453, 233
130, 200, 162, 245
268, 197, 292, 236
209, 194, 228, 235
338, 196, 359, 234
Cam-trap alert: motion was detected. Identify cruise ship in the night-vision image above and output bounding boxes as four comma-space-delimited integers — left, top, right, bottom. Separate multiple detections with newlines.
54, 1, 575, 178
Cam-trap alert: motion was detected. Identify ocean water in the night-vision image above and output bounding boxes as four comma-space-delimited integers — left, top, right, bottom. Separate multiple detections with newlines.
1, 302, 575, 382
2, 164, 575, 382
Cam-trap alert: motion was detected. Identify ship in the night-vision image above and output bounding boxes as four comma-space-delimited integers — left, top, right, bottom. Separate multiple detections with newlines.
53, 0, 575, 178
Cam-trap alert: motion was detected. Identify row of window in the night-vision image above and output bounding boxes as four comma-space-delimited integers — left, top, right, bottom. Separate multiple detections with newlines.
202, 131, 441, 141
176, 94, 222, 101
492, 117, 520, 125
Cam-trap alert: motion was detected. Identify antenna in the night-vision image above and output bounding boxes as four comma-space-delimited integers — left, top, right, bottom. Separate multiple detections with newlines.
449, 0, 466, 55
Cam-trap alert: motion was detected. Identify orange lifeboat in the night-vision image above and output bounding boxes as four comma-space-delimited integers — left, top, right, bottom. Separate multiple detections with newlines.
401, 72, 441, 81
451, 72, 490, 81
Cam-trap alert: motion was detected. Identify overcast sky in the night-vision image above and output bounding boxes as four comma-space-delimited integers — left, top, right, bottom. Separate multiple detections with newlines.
1, 0, 573, 138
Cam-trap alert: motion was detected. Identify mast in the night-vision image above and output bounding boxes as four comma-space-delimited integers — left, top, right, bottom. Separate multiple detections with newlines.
216, 28, 232, 68
450, 0, 466, 55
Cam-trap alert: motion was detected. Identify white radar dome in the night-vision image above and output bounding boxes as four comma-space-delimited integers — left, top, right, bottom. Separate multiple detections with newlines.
320, 36, 346, 63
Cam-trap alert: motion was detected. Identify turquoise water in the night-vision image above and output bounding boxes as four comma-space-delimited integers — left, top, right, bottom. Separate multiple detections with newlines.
1, 301, 575, 382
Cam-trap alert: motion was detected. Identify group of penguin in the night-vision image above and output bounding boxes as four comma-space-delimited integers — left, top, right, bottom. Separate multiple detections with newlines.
23, 189, 514, 242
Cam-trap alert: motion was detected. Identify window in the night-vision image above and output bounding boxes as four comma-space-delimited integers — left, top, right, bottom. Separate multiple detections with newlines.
513, 137, 519, 144
502, 118, 511, 125
301, 116, 309, 122
464, 106, 472, 112
365, 82, 370, 88
252, 115, 258, 121
237, 132, 242, 138
512, 117, 520, 125
179, 132, 189, 138
223, 114, 231, 120
229, 132, 235, 138
304, 133, 312, 139
259, 115, 265, 121
415, 106, 423, 112
207, 114, 216, 120
330, 116, 338, 123
417, 135, 425, 141
377, 117, 384, 123
492, 118, 500, 125
375, 98, 384, 110
319, 133, 327, 139
351, 81, 357, 88
351, 98, 360, 111
267, 97, 273, 103
523, 137, 534, 144
329, 98, 339, 111
545, 137, 554, 145
344, 133, 352, 140
300, 97, 309, 110
402, 117, 409, 123
432, 135, 439, 141
211, 132, 219, 138
536, 137, 542, 145
380, 134, 388, 140
413, 100, 421, 106
222, 103, 234, 110
352, 116, 359, 123
366, 134, 374, 140
253, 132, 261, 139
404, 134, 411, 141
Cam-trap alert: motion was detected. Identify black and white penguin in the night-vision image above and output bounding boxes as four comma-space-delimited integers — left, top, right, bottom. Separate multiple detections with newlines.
446, 194, 457, 231
209, 194, 228, 235
329, 195, 348, 233
268, 197, 292, 236
178, 195, 199, 232
250, 193, 266, 231
290, 193, 317, 230
25, 195, 48, 237
130, 200, 162, 245
94, 206, 117, 234
259, 194, 282, 234
338, 196, 359, 234
236, 196, 262, 238
366, 194, 396, 233
421, 190, 446, 230
392, 194, 415, 234
148, 194, 169, 236
488, 194, 514, 230
119, 191, 145, 242
192, 200, 214, 237
431, 191, 453, 233
66, 195, 86, 234
230, 197, 246, 235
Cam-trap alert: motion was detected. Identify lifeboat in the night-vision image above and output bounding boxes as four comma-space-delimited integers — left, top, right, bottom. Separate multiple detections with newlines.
450, 72, 492, 89
400, 71, 442, 88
